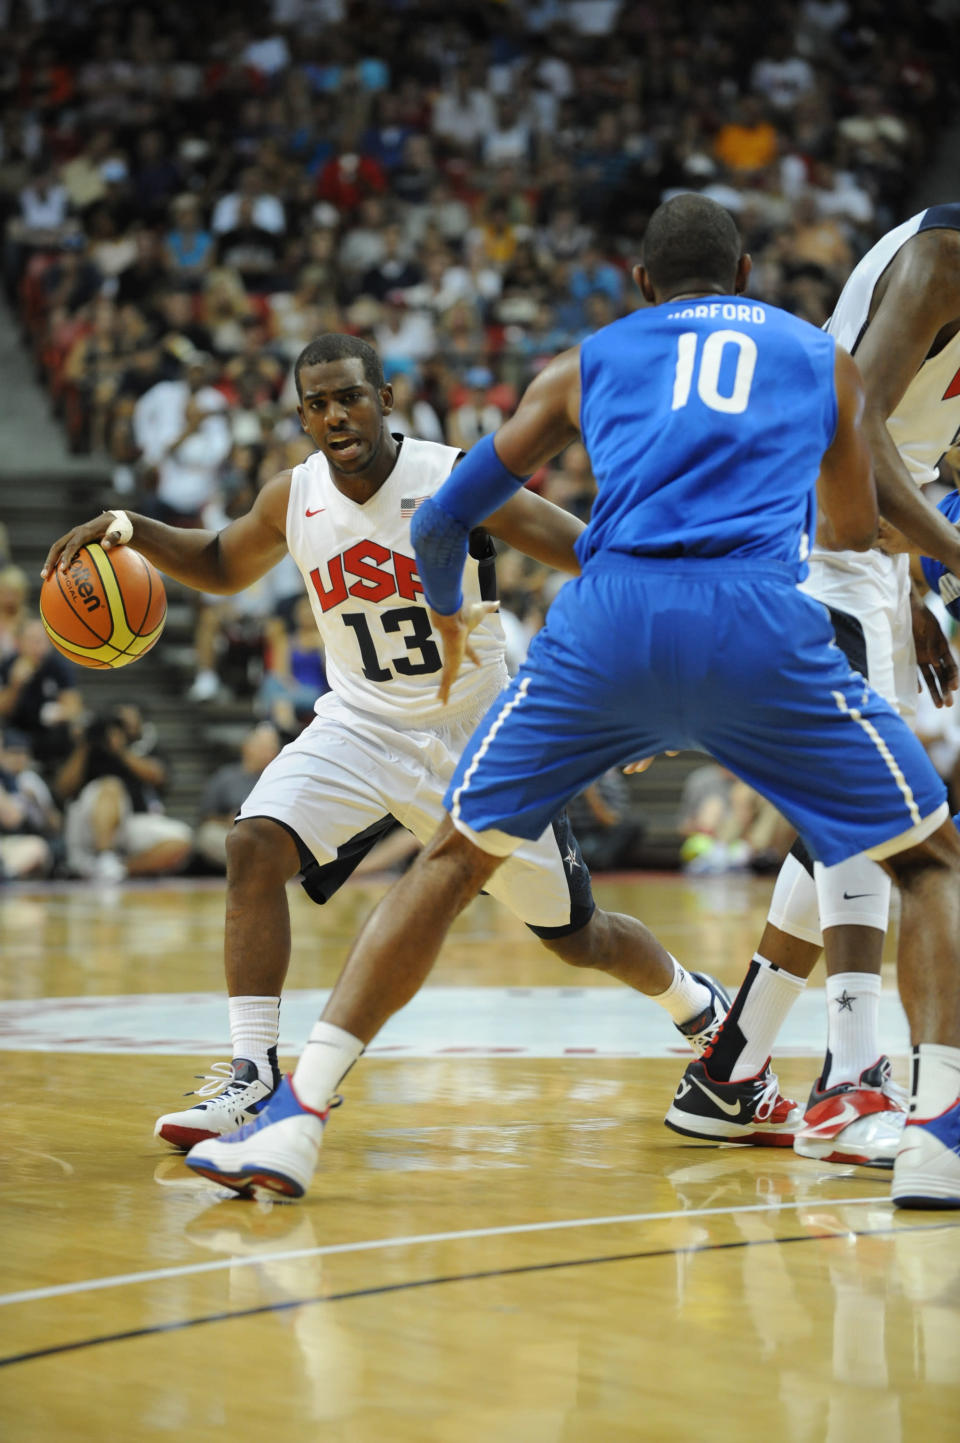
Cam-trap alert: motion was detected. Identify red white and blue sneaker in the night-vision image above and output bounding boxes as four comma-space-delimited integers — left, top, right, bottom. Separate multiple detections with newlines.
892, 1100, 960, 1210
793, 1056, 906, 1168
676, 973, 731, 1057
154, 1050, 281, 1151
185, 1075, 339, 1199
665, 1058, 801, 1145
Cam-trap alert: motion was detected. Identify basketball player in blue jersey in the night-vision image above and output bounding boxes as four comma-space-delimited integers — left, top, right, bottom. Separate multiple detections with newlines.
671, 205, 960, 1173
186, 195, 960, 1210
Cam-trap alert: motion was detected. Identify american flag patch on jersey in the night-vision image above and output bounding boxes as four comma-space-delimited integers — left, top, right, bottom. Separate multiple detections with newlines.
400, 496, 428, 518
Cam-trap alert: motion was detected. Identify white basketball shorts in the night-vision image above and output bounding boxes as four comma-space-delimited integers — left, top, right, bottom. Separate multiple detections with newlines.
802, 550, 916, 720
237, 687, 594, 935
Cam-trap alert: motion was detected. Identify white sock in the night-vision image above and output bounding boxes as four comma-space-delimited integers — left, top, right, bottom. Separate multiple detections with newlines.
719, 954, 806, 1083
910, 1043, 960, 1120
293, 1020, 365, 1112
822, 972, 881, 1087
228, 995, 280, 1083
650, 956, 712, 1026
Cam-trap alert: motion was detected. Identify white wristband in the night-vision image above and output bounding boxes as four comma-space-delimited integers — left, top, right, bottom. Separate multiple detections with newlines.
104, 509, 133, 546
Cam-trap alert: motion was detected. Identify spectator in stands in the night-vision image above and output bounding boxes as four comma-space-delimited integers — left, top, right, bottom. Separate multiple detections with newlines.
56, 704, 192, 883
446, 366, 503, 450
164, 194, 215, 285
714, 96, 780, 176
194, 721, 280, 871
0, 727, 58, 880
211, 165, 285, 238
132, 350, 231, 526
358, 221, 422, 302
0, 617, 84, 767
386, 368, 444, 444
750, 32, 817, 113
0, 566, 29, 663
257, 596, 329, 738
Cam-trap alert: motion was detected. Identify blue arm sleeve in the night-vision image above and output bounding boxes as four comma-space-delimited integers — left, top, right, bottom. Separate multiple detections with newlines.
410, 434, 529, 615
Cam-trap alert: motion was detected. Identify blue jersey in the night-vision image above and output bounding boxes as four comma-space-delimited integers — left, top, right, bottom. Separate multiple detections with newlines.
920, 490, 960, 617
577, 297, 838, 570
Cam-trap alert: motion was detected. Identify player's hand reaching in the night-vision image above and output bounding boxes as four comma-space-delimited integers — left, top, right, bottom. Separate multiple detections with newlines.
42, 512, 127, 579
429, 601, 500, 706
911, 592, 958, 708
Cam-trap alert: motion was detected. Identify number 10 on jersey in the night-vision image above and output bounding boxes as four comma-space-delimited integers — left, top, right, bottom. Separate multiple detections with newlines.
672, 329, 758, 415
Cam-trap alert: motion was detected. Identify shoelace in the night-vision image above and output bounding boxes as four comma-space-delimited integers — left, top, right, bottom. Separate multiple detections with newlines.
873, 1058, 909, 1107
186, 1062, 246, 1100
752, 1071, 784, 1122
688, 1014, 723, 1054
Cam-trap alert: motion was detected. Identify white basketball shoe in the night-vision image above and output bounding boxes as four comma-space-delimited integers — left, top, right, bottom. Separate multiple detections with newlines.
154, 1050, 280, 1151
185, 1075, 339, 1199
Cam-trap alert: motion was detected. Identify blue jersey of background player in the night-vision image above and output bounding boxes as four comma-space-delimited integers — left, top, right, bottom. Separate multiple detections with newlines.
576, 295, 833, 568
921, 489, 960, 616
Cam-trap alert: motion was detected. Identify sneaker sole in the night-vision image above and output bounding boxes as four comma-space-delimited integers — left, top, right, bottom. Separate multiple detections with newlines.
664, 1113, 796, 1147
794, 1134, 894, 1169
155, 1123, 220, 1151
187, 1162, 305, 1199
892, 1182, 960, 1210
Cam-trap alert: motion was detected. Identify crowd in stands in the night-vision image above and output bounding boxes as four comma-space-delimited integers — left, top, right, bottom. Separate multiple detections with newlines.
0, 0, 957, 878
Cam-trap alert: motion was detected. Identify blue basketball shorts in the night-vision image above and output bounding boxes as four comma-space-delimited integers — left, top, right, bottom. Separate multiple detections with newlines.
445, 556, 948, 867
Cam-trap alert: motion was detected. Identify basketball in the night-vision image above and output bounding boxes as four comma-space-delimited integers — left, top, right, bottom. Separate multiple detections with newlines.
39, 543, 166, 669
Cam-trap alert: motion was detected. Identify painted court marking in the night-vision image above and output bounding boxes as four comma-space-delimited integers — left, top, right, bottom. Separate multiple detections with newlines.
0, 986, 910, 1058
0, 1194, 887, 1310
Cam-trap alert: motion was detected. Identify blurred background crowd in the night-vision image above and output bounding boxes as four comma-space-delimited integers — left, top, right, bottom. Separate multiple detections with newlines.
2, 0, 959, 882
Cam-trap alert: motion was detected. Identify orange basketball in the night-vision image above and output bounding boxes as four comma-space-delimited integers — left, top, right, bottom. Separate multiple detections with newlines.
40, 543, 166, 669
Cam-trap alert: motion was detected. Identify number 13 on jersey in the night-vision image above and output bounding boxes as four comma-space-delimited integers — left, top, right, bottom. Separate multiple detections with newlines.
672, 329, 758, 415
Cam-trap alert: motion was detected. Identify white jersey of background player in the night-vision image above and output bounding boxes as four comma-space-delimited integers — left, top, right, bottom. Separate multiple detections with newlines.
684, 205, 960, 1169
44, 335, 730, 1147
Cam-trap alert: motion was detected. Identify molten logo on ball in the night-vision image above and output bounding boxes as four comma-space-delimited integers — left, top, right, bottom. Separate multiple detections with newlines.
62, 557, 103, 613
40, 542, 166, 670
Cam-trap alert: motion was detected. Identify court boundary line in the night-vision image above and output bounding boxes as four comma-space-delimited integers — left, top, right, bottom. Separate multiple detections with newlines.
0, 1192, 888, 1309
1, 1219, 955, 1371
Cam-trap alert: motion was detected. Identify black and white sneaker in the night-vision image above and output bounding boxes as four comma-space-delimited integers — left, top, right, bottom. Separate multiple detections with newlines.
665, 1058, 801, 1146
154, 1048, 281, 1151
675, 973, 731, 1057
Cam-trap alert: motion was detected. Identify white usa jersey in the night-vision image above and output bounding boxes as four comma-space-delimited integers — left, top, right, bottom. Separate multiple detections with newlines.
826, 203, 960, 487
285, 435, 507, 725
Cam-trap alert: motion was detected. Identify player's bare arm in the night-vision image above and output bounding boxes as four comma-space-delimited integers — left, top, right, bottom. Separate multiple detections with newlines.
854, 228, 960, 570
491, 347, 583, 477
816, 346, 877, 552
484, 487, 584, 574
42, 471, 292, 594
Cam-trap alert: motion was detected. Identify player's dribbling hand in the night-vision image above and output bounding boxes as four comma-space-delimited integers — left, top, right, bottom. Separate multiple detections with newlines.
429, 601, 500, 706
41, 513, 126, 579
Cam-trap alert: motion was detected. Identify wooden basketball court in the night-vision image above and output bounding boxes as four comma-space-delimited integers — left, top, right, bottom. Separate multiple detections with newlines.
2, 872, 958, 1442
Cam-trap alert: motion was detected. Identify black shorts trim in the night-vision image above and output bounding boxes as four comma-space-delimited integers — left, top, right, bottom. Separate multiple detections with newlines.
236, 812, 397, 905
525, 811, 597, 939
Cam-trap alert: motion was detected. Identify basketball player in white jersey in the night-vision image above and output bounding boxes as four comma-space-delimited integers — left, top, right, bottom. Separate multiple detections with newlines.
666, 206, 960, 1166
44, 334, 731, 1147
